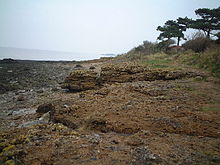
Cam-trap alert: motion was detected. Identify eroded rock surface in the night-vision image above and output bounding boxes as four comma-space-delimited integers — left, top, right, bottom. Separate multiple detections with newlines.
62, 63, 205, 92
61, 70, 100, 91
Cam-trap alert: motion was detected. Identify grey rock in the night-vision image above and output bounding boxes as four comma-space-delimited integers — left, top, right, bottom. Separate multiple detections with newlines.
18, 120, 47, 128
11, 108, 36, 116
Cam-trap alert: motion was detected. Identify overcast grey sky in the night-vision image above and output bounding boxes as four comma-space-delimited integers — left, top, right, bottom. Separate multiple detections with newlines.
0, 0, 220, 57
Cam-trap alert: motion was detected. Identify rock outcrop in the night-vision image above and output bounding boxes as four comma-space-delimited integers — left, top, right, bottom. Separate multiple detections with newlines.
61, 70, 100, 92
62, 63, 205, 92
100, 63, 199, 83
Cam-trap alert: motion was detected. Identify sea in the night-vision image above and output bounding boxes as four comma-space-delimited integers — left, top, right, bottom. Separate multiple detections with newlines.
0, 47, 115, 61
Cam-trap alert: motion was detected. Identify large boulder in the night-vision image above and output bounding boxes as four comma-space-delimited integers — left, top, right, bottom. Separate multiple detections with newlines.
61, 70, 100, 92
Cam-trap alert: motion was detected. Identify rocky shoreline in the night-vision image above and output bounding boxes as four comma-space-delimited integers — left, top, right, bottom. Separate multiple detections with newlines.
0, 58, 220, 165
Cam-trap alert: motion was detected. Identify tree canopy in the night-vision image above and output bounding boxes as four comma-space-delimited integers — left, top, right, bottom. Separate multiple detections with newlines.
157, 20, 186, 46
157, 7, 220, 46
190, 7, 220, 38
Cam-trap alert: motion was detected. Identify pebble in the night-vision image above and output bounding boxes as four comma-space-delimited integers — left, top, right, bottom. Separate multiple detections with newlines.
17, 89, 26, 93
17, 95, 25, 101
194, 76, 203, 81
36, 103, 55, 113
63, 104, 69, 108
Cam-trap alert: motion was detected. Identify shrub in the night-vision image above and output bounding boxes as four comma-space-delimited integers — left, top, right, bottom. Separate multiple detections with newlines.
183, 37, 212, 52
134, 45, 145, 52
128, 41, 160, 56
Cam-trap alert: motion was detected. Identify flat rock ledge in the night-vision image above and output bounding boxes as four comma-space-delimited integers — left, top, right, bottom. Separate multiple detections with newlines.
62, 63, 205, 92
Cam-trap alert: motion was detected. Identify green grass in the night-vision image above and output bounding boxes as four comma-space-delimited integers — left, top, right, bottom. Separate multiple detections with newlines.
142, 53, 175, 69
144, 59, 172, 68
177, 47, 220, 78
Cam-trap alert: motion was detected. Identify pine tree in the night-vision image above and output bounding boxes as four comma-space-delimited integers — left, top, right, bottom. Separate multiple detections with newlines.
190, 7, 220, 38
157, 20, 186, 46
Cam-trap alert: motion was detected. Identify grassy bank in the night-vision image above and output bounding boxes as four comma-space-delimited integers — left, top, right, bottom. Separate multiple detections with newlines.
176, 47, 220, 78
117, 45, 220, 78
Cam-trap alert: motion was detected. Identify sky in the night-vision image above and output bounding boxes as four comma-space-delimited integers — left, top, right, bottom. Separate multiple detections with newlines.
0, 0, 220, 60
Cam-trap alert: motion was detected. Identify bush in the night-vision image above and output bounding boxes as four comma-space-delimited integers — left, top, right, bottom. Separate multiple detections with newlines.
128, 41, 159, 56
143, 40, 159, 54
134, 45, 145, 52
183, 37, 212, 52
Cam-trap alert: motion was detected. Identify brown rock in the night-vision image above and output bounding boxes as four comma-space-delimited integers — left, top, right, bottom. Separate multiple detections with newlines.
100, 63, 148, 83
61, 63, 205, 92
53, 117, 77, 129
86, 117, 108, 132
61, 70, 99, 91
126, 135, 144, 146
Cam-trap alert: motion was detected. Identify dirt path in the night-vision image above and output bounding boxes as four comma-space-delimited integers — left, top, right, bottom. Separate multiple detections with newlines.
0, 57, 220, 165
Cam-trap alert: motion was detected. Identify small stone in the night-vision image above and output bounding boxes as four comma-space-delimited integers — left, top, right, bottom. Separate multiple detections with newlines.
7, 110, 13, 116
51, 86, 62, 91
194, 76, 203, 81
36, 103, 55, 113
17, 90, 26, 93
75, 64, 83, 68
37, 89, 45, 93
63, 104, 69, 108
148, 154, 156, 160
17, 95, 25, 101
89, 66, 96, 70
111, 140, 119, 144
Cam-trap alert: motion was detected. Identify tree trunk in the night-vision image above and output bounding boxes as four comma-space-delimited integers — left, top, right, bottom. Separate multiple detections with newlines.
207, 30, 211, 39
177, 37, 180, 46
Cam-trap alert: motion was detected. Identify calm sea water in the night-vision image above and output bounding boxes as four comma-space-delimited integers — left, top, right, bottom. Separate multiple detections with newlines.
0, 47, 105, 61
